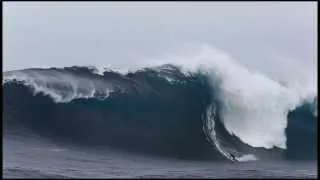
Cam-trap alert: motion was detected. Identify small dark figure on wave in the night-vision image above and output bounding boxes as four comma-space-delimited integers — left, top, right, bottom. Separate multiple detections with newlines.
229, 153, 236, 161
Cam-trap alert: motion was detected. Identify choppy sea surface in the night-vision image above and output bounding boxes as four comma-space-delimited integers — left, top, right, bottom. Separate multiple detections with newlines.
3, 132, 317, 179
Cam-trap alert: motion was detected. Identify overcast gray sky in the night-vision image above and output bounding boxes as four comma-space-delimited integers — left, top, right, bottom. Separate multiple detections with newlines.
3, 1, 317, 77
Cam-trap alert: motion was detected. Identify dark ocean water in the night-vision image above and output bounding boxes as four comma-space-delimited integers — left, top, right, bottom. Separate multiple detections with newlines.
3, 133, 317, 178
3, 65, 317, 178
3, 131, 317, 179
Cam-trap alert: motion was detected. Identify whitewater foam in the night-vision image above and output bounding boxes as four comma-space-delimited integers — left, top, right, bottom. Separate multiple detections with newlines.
237, 154, 257, 162
143, 44, 316, 150
3, 69, 114, 103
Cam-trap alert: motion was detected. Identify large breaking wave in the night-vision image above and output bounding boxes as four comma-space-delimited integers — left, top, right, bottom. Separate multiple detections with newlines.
3, 46, 317, 161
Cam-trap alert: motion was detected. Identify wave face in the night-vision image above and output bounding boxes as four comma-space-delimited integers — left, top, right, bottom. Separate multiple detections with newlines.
3, 64, 317, 161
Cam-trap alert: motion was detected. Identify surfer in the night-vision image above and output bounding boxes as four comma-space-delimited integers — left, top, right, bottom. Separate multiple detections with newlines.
229, 153, 236, 161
